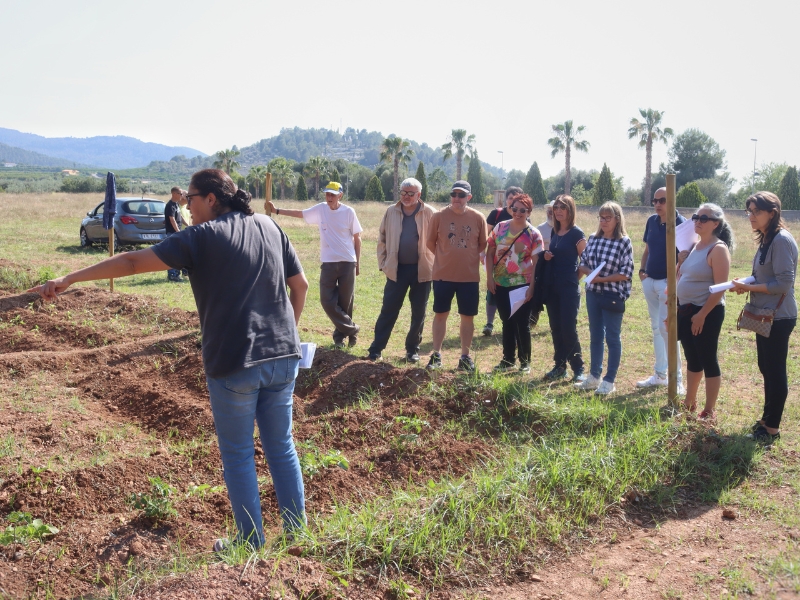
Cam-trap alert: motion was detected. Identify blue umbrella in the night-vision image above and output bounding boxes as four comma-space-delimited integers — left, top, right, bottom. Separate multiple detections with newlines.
103, 172, 116, 230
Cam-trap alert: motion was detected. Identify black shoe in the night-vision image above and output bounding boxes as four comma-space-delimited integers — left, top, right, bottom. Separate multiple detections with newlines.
368, 352, 381, 362
571, 370, 586, 383
426, 352, 442, 370
457, 355, 475, 373
405, 352, 420, 363
333, 340, 345, 350
348, 325, 360, 347
492, 359, 516, 373
544, 366, 567, 381
482, 323, 493, 336
749, 425, 780, 445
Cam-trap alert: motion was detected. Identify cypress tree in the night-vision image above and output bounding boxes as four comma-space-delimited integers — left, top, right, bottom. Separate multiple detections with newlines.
523, 161, 547, 205
592, 163, 615, 206
415, 161, 428, 201
778, 166, 800, 210
676, 182, 706, 208
365, 175, 385, 201
296, 175, 308, 201
330, 169, 341, 183
467, 151, 485, 203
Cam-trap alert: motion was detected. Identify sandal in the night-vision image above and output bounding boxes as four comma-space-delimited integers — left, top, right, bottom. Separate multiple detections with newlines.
683, 401, 697, 413
698, 409, 716, 422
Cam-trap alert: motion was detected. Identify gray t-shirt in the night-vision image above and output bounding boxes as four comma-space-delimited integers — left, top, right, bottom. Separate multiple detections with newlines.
397, 203, 421, 265
677, 243, 725, 307
152, 211, 303, 378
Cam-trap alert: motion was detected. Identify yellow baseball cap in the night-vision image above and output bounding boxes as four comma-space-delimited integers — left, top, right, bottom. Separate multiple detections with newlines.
323, 181, 343, 194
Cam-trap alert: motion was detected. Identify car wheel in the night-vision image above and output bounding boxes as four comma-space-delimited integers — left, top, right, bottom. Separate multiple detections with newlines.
113, 231, 121, 253
80, 227, 93, 247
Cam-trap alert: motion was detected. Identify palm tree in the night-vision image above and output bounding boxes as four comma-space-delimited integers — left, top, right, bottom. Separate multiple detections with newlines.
628, 108, 673, 205
246, 165, 268, 199
547, 120, 590, 195
267, 158, 296, 200
380, 137, 414, 201
442, 129, 475, 180
304, 156, 331, 198
213, 148, 241, 175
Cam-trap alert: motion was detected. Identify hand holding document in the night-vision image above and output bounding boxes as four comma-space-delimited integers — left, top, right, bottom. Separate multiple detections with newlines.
508, 286, 528, 317
583, 261, 606, 286
709, 276, 755, 294
675, 219, 699, 253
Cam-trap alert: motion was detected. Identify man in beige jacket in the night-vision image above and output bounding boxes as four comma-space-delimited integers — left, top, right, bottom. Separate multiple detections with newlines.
367, 177, 436, 363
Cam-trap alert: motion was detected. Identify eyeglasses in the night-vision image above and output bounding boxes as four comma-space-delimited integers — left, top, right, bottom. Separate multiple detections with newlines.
553, 205, 566, 211
744, 208, 763, 217
450, 191, 468, 198
399, 190, 418, 197
652, 197, 667, 205
691, 214, 719, 223
185, 192, 203, 206
597, 216, 615, 223
509, 207, 528, 214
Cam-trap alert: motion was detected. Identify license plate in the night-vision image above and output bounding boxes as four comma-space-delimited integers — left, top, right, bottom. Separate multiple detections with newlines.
141, 234, 162, 240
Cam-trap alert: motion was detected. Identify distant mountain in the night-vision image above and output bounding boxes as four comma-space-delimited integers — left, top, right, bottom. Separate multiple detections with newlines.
0, 142, 87, 168
0, 128, 207, 169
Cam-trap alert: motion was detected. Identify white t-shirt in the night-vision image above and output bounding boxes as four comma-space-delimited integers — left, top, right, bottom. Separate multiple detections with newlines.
302, 203, 363, 263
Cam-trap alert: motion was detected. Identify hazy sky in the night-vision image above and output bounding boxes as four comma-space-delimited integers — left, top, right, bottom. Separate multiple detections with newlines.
2, 0, 797, 191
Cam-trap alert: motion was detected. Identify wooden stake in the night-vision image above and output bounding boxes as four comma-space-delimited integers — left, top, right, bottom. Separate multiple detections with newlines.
264, 173, 273, 215
666, 174, 678, 407
108, 228, 114, 292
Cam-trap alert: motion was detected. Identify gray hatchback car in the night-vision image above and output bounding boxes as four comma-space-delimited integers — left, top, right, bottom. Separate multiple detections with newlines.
80, 197, 168, 250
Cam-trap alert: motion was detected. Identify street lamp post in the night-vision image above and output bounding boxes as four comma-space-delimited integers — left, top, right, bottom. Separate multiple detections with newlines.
751, 138, 758, 193
497, 150, 505, 186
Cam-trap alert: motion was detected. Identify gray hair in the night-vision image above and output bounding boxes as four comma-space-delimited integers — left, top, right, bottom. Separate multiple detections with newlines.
698, 202, 734, 250
400, 177, 422, 192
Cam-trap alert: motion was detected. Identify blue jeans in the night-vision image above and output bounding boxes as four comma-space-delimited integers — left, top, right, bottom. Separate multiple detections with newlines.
586, 290, 624, 382
165, 231, 181, 280
206, 356, 304, 546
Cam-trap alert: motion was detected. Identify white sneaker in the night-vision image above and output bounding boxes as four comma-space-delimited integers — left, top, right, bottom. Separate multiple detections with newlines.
574, 374, 601, 390
676, 383, 686, 396
595, 380, 616, 395
636, 374, 668, 388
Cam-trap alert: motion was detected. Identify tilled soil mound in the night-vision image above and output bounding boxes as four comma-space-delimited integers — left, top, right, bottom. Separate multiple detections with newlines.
0, 288, 491, 599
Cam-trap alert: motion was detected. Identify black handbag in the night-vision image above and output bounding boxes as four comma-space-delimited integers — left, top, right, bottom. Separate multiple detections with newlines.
596, 291, 625, 313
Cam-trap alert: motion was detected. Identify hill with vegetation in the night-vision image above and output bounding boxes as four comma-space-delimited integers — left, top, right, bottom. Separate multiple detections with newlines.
0, 142, 88, 168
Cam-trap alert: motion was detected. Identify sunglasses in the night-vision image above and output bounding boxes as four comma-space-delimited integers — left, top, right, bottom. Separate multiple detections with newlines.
509, 207, 528, 214
450, 191, 468, 198
691, 214, 719, 223
399, 190, 418, 197
652, 197, 667, 205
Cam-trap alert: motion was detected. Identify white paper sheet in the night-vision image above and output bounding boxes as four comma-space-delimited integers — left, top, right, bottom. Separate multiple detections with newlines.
675, 219, 699, 253
508, 286, 528, 318
583, 261, 606, 286
299, 342, 316, 369
709, 276, 755, 294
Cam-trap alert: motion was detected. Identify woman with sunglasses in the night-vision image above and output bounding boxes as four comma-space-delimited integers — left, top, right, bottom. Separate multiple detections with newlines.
731, 192, 798, 444
575, 202, 634, 395
542, 194, 587, 381
676, 204, 732, 420
30, 169, 309, 549
486, 193, 543, 373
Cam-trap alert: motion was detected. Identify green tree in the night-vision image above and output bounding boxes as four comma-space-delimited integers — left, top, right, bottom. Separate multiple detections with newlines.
778, 166, 800, 210
730, 162, 790, 206
380, 136, 414, 201
442, 129, 475, 180
267, 157, 296, 200
428, 167, 449, 196
592, 163, 615, 206
213, 148, 241, 175
676, 182, 707, 208
467, 150, 486, 203
628, 108, 673, 205
415, 161, 428, 201
365, 175, 385, 201
246, 165, 268, 199
664, 129, 727, 187
304, 155, 331, 198
523, 161, 547, 205
295, 175, 308, 201
505, 169, 526, 188
330, 169, 341, 183
547, 120, 590, 195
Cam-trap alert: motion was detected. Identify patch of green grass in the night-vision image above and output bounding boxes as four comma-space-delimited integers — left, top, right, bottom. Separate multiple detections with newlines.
127, 476, 178, 522
0, 511, 59, 545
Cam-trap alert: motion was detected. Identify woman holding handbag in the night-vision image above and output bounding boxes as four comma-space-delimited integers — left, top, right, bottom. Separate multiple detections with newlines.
486, 193, 543, 373
732, 192, 798, 444
676, 204, 732, 420
575, 202, 634, 395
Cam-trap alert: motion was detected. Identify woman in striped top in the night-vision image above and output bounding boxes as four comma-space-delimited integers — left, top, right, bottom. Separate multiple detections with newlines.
576, 202, 634, 395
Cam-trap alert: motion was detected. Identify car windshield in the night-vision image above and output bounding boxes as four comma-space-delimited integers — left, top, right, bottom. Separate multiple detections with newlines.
122, 201, 166, 215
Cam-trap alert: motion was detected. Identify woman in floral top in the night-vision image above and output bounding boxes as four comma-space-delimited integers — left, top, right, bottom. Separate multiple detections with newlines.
576, 202, 634, 395
486, 194, 543, 373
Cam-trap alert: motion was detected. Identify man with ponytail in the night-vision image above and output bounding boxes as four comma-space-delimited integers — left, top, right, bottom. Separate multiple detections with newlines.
30, 168, 310, 549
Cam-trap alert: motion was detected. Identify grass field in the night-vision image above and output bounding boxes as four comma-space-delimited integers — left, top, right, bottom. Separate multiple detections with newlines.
0, 192, 798, 599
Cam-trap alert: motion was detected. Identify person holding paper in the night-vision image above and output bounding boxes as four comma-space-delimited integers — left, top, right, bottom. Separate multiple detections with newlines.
676, 204, 732, 419
29, 169, 309, 549
575, 202, 634, 395
731, 192, 798, 444
542, 194, 587, 382
637, 187, 687, 393
486, 193, 543, 373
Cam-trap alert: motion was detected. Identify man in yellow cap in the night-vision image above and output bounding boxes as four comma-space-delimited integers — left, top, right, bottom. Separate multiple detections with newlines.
269, 181, 363, 348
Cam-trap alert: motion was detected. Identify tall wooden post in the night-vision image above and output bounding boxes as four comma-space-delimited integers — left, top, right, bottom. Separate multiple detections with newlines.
264, 173, 273, 215
108, 229, 114, 292
666, 174, 678, 407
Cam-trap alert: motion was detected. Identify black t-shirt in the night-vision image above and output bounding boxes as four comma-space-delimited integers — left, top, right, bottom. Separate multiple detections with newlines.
548, 226, 586, 286
152, 212, 303, 378
487, 208, 512, 228
164, 200, 181, 234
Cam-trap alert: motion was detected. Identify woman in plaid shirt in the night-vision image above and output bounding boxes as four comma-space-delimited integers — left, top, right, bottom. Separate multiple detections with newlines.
576, 202, 634, 394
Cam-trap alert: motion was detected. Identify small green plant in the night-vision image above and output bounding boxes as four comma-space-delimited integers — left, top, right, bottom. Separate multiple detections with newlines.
394, 415, 429, 434
186, 483, 225, 498
300, 448, 349, 477
127, 476, 178, 521
388, 577, 416, 599
0, 511, 59, 545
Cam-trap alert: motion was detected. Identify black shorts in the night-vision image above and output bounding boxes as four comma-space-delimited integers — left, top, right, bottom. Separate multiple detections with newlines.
432, 281, 480, 316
